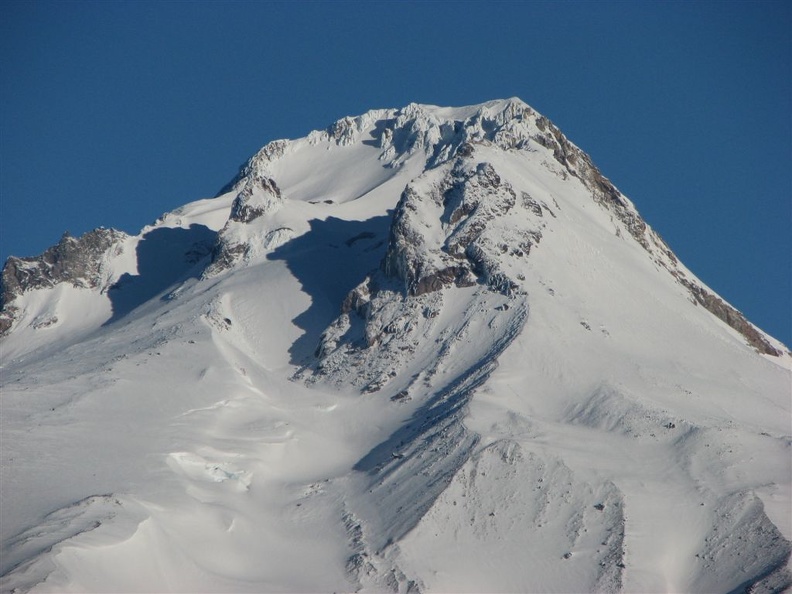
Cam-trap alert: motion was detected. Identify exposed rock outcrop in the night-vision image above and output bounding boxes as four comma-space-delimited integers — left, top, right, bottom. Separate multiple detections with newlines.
384, 159, 541, 298
0, 228, 127, 335
677, 276, 783, 356
228, 175, 281, 224
204, 174, 286, 277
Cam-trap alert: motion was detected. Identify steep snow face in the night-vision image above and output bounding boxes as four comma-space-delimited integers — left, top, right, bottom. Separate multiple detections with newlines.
1, 99, 790, 593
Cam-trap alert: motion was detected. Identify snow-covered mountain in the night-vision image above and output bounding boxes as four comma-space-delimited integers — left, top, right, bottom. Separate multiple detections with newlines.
1, 98, 790, 593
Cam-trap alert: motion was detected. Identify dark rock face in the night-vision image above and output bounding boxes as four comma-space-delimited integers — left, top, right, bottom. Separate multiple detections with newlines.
229, 175, 282, 224
0, 228, 127, 335
677, 277, 783, 356
384, 159, 537, 298
204, 175, 283, 277
1, 228, 125, 302
0, 307, 15, 336
206, 241, 248, 277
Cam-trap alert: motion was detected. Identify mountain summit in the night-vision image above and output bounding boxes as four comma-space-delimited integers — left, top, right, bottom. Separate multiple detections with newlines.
2, 99, 790, 593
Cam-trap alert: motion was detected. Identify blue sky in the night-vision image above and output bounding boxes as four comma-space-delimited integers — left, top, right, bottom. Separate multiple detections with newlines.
1, 1, 790, 345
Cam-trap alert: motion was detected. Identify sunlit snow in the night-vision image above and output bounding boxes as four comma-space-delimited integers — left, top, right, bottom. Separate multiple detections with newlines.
1, 99, 789, 593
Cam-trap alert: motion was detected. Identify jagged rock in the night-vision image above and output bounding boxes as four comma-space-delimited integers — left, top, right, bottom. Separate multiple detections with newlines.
1, 228, 126, 303
678, 277, 782, 356
216, 139, 291, 196
204, 175, 285, 276
0, 305, 18, 336
229, 175, 282, 223
383, 159, 533, 298
206, 240, 249, 277
341, 277, 373, 316
0, 228, 127, 335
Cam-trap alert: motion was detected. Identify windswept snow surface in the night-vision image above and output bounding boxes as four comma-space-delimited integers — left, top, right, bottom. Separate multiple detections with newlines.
1, 99, 790, 593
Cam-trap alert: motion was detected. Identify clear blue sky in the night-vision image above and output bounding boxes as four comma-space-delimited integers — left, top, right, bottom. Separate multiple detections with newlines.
1, 1, 790, 346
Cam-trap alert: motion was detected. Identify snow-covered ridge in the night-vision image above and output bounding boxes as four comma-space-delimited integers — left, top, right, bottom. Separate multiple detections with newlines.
1, 97, 786, 353
218, 98, 547, 193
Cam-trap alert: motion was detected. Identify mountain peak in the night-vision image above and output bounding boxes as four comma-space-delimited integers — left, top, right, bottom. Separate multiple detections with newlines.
1, 99, 790, 593
3, 100, 786, 360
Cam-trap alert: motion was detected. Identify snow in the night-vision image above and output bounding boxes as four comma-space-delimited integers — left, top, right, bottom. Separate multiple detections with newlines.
1, 98, 790, 593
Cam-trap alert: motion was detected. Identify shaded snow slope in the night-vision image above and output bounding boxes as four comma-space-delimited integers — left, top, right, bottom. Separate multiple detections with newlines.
1, 98, 790, 593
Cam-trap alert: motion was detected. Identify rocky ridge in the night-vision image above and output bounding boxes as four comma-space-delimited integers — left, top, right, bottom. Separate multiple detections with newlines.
0, 228, 127, 335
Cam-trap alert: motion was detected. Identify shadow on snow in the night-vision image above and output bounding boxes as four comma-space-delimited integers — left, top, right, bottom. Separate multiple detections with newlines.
104, 224, 216, 325
267, 214, 391, 365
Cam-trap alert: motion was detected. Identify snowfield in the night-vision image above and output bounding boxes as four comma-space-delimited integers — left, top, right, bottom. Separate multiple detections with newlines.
1, 98, 790, 593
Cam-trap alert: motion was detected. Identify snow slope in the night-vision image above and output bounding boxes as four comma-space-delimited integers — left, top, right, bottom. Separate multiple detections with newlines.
1, 98, 790, 593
